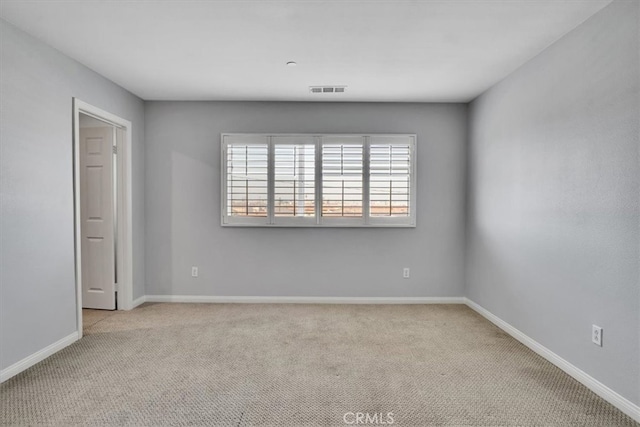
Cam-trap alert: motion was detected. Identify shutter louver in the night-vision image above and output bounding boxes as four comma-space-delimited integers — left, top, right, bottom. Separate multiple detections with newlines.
322, 141, 363, 217
226, 142, 268, 217
370, 138, 412, 217
274, 141, 315, 217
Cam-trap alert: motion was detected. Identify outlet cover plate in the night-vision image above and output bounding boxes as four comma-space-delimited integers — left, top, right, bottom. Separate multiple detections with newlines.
592, 325, 603, 347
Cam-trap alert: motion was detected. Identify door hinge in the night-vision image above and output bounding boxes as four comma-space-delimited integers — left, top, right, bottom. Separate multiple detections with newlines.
114, 283, 119, 291
112, 145, 117, 154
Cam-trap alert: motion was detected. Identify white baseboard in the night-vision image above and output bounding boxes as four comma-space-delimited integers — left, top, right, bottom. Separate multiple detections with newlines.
131, 295, 147, 308
0, 332, 78, 383
145, 295, 465, 305
464, 298, 640, 423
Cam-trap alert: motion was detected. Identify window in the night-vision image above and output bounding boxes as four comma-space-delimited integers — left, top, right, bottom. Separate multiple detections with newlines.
222, 134, 416, 227
369, 136, 412, 219
322, 136, 363, 219
273, 136, 316, 224
224, 135, 268, 224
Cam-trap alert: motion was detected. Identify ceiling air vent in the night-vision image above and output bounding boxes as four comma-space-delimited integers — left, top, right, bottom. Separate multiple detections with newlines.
310, 86, 347, 94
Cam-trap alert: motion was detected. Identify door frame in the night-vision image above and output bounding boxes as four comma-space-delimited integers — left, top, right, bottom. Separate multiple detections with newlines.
73, 98, 134, 338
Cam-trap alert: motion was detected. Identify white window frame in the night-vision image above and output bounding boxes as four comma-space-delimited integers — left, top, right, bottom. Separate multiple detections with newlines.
221, 133, 416, 227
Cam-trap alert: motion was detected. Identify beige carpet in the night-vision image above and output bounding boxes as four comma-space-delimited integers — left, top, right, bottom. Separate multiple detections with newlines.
0, 303, 637, 426
82, 308, 117, 330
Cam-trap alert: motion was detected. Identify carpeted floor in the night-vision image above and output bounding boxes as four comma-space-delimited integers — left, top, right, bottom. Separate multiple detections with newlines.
0, 303, 637, 426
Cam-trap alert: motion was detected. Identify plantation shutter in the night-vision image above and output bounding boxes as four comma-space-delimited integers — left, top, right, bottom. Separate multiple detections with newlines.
224, 136, 268, 221
273, 136, 316, 219
321, 137, 364, 219
222, 134, 415, 227
369, 136, 413, 218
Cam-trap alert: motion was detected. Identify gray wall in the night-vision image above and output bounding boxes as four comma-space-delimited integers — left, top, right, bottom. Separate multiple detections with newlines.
0, 20, 145, 370
466, 0, 639, 405
145, 102, 467, 298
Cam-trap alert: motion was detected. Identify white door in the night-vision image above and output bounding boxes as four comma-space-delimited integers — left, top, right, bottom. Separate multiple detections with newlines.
80, 127, 116, 310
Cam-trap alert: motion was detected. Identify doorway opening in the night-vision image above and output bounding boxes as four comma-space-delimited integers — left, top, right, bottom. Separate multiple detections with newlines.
73, 99, 134, 338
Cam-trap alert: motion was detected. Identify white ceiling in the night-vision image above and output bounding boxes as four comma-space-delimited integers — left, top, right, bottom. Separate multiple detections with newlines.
0, 0, 612, 102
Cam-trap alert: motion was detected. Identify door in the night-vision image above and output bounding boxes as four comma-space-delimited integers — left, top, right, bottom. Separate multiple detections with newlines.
80, 126, 116, 310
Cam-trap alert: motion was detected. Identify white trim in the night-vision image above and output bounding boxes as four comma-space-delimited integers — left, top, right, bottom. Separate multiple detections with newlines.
73, 98, 134, 341
0, 333, 78, 383
464, 298, 640, 423
145, 295, 465, 305
131, 295, 147, 308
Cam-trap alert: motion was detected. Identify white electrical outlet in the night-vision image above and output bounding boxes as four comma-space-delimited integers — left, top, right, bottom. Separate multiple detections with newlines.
403, 268, 410, 279
592, 325, 603, 347
191, 266, 199, 278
